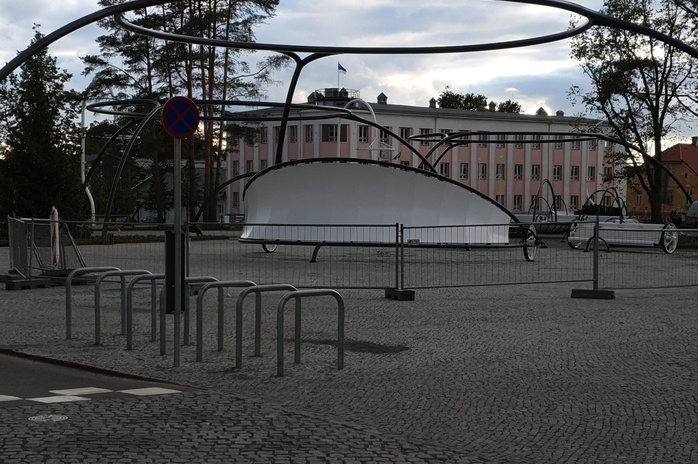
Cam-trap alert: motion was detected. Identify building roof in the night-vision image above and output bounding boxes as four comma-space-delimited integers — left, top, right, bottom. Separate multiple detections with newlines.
661, 143, 698, 176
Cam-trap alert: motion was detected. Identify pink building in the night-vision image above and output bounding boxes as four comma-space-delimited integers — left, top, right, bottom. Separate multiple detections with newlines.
228, 88, 615, 218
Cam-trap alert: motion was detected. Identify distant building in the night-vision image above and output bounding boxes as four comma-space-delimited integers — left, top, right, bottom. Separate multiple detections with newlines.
226, 88, 618, 218
631, 141, 698, 222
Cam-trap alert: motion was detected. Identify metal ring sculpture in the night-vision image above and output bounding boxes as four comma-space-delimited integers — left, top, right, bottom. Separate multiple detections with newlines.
1, 0, 696, 220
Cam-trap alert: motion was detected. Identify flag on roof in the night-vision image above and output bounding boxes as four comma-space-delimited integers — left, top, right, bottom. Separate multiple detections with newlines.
338, 62, 347, 74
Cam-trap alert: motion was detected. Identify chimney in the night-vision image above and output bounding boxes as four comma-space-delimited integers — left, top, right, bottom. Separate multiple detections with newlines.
488, 101, 496, 112
429, 97, 436, 109
478, 98, 487, 111
377, 92, 388, 104
556, 110, 565, 117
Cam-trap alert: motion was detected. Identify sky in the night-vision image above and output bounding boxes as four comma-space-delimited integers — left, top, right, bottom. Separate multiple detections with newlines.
0, 0, 659, 130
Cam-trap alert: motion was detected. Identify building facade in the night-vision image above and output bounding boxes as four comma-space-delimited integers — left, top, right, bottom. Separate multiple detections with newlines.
227, 88, 616, 219
631, 141, 698, 222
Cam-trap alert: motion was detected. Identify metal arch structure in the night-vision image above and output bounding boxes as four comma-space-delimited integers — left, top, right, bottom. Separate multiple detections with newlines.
1, 0, 697, 224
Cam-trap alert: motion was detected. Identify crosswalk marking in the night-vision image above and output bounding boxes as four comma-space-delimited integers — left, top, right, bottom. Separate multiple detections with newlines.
49, 387, 113, 395
1, 385, 185, 407
118, 387, 181, 396
29, 395, 92, 404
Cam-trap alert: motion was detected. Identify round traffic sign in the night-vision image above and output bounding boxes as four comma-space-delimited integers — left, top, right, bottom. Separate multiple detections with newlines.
162, 96, 200, 138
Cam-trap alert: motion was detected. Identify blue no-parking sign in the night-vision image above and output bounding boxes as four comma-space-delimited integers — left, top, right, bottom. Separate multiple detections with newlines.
162, 96, 200, 139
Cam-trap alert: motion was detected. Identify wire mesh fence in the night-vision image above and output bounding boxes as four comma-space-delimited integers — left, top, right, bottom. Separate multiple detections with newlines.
7, 219, 698, 292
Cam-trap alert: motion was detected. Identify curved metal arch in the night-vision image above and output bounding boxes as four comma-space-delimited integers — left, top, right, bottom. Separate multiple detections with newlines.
100, 104, 162, 240
115, 6, 592, 56
0, 0, 175, 82
193, 172, 256, 222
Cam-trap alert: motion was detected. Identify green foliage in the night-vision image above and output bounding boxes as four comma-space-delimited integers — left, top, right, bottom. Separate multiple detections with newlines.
437, 86, 522, 113
0, 28, 86, 221
569, 0, 698, 222
83, 0, 290, 221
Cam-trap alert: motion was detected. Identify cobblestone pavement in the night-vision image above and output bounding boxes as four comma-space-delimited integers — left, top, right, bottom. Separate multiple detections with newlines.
1, 277, 697, 463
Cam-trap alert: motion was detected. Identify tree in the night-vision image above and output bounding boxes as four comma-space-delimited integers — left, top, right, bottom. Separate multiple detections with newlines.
82, 0, 289, 222
497, 99, 522, 114
438, 87, 523, 113
569, 0, 698, 223
0, 29, 86, 221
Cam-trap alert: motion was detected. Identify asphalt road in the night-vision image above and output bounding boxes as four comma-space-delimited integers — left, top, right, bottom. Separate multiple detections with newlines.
0, 351, 191, 409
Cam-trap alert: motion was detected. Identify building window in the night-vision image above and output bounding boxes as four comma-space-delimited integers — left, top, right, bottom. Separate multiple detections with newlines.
260, 159, 268, 171
496, 195, 505, 204
496, 163, 505, 179
570, 165, 579, 181
462, 131, 470, 147
604, 166, 613, 179
289, 125, 298, 143
325, 125, 338, 142
636, 193, 642, 205
587, 166, 596, 181
555, 195, 562, 209
380, 126, 391, 144
478, 134, 488, 148
304, 125, 313, 143
513, 195, 522, 211
570, 195, 579, 210
531, 195, 539, 209
233, 192, 240, 207
400, 161, 410, 167
273, 126, 280, 143
496, 134, 506, 148
321, 124, 348, 142
400, 127, 412, 141
663, 190, 674, 206
259, 127, 267, 144
514, 134, 524, 149
589, 139, 598, 150
479, 163, 487, 179
554, 135, 563, 149
459, 162, 469, 179
532, 134, 541, 149
420, 128, 431, 145
233, 160, 240, 176
571, 140, 580, 150
531, 164, 540, 180
514, 164, 522, 180
358, 125, 369, 143
439, 162, 450, 177
605, 140, 614, 151
553, 165, 562, 180
246, 160, 254, 173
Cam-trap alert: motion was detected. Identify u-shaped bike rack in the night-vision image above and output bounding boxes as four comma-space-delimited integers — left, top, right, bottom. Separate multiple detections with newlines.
194, 280, 257, 362
125, 273, 165, 350
234, 284, 297, 368
94, 269, 152, 345
276, 289, 345, 377
65, 266, 120, 340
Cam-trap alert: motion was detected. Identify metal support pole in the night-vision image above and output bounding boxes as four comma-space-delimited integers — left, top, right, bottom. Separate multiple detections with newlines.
173, 138, 182, 367
593, 216, 600, 290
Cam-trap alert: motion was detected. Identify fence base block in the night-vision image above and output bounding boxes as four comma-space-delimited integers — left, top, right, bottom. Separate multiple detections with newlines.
5, 278, 52, 291
570, 289, 616, 300
385, 288, 415, 301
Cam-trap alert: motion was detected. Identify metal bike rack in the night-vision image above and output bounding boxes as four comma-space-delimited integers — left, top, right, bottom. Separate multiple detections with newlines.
276, 289, 345, 377
194, 280, 257, 362
158, 276, 218, 358
94, 269, 152, 345
125, 273, 165, 350
65, 266, 120, 340
234, 284, 297, 368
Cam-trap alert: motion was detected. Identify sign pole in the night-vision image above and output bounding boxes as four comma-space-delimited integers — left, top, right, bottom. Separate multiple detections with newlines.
173, 137, 182, 368
161, 96, 200, 368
